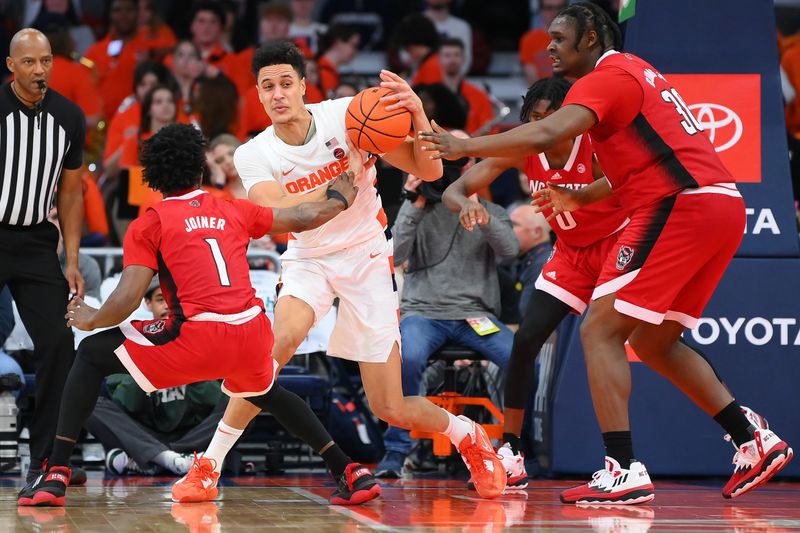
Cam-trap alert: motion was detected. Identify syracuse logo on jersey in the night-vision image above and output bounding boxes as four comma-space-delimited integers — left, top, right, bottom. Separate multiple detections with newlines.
283, 156, 350, 194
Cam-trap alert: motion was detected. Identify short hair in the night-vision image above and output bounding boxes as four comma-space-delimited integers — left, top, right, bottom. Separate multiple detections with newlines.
318, 24, 359, 56
251, 39, 306, 78
520, 77, 572, 121
140, 124, 206, 195
192, 1, 226, 26
439, 37, 465, 50
556, 1, 622, 52
209, 133, 241, 151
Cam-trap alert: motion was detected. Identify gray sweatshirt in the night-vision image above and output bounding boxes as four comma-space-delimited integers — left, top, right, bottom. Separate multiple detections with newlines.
393, 199, 519, 320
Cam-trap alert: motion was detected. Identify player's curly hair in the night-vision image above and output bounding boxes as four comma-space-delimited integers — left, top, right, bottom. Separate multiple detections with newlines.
520, 77, 573, 121
140, 123, 206, 194
252, 39, 306, 78
557, 1, 622, 53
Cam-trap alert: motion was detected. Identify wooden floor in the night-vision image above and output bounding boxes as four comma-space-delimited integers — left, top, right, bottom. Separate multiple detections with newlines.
2, 472, 799, 532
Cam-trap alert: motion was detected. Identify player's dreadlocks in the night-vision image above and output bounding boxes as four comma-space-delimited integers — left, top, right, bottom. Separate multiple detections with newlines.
557, 1, 622, 53
520, 77, 573, 122
140, 123, 207, 194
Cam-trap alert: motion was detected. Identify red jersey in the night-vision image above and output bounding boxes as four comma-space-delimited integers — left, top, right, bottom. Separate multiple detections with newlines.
525, 134, 628, 247
563, 51, 734, 212
123, 189, 273, 319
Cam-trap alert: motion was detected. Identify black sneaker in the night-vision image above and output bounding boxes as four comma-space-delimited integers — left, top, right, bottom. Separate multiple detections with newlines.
18, 465, 72, 507
330, 463, 381, 505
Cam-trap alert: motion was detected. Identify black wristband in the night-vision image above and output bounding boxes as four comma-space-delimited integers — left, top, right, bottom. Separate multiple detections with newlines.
326, 187, 349, 209
401, 188, 419, 202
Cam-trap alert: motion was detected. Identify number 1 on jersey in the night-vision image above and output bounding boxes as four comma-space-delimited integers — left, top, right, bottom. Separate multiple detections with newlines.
204, 238, 231, 287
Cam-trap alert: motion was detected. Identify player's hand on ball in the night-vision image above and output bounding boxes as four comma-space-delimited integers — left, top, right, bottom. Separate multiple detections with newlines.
328, 170, 359, 209
65, 296, 98, 331
418, 121, 466, 160
345, 136, 377, 178
379, 70, 423, 115
532, 183, 581, 220
459, 200, 491, 231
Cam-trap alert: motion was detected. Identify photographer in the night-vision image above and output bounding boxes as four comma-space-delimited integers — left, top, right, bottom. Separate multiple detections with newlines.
375, 132, 519, 478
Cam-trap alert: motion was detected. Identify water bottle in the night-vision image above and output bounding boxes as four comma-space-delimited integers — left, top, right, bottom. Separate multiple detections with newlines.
18, 427, 30, 477
0, 391, 18, 472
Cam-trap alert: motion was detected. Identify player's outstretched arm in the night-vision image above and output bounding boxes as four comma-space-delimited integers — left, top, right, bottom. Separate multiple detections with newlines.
443, 155, 523, 213
270, 170, 359, 233
420, 104, 598, 160
65, 265, 155, 330
378, 69, 443, 181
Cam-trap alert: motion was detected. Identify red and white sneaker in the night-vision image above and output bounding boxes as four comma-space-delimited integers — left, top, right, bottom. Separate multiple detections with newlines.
456, 416, 506, 499
171, 454, 220, 503
739, 406, 769, 432
722, 428, 793, 499
560, 457, 654, 505
498, 443, 529, 489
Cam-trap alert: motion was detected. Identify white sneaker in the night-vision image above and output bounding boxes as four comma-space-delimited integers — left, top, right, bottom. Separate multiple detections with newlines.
170, 454, 194, 475
81, 434, 105, 463
498, 443, 529, 489
560, 457, 655, 505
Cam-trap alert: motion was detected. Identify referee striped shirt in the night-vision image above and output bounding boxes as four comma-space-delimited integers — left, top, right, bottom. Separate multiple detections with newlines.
0, 82, 85, 226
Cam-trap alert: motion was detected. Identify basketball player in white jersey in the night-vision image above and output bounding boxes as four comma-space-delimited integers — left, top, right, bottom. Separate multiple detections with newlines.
173, 41, 506, 501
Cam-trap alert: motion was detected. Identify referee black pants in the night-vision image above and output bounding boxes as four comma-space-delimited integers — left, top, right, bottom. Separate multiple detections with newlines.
0, 222, 75, 472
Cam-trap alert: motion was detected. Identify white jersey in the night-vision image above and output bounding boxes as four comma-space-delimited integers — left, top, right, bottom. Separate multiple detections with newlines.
235, 97, 386, 259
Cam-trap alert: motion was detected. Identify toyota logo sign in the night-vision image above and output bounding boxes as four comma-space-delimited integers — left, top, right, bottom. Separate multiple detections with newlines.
688, 103, 743, 153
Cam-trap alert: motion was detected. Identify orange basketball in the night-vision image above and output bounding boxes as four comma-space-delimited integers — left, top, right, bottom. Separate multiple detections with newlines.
345, 87, 412, 154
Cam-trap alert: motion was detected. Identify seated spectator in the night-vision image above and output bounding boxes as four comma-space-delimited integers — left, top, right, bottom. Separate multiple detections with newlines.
424, 0, 472, 75
302, 57, 325, 104
170, 40, 207, 116
414, 83, 467, 131
288, 0, 328, 54
188, 1, 238, 77
438, 37, 494, 135
29, 0, 96, 54
86, 277, 223, 476
136, 0, 177, 61
374, 132, 519, 478
103, 61, 176, 178
206, 134, 247, 200
333, 76, 365, 99
316, 24, 361, 98
46, 208, 103, 300
119, 85, 179, 171
38, 22, 102, 141
508, 205, 553, 316
393, 14, 443, 86
192, 74, 241, 140
84, 0, 154, 121
518, 0, 566, 85
0, 287, 25, 401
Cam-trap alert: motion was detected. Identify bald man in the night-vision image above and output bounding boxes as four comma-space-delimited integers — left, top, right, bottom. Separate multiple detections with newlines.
509, 205, 552, 316
3, 28, 86, 499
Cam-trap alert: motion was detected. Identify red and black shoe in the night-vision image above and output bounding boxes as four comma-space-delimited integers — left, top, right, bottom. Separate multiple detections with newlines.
17, 465, 72, 507
330, 463, 382, 505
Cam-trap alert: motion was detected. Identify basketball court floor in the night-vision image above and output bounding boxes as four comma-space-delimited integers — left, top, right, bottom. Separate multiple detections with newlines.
2, 472, 799, 531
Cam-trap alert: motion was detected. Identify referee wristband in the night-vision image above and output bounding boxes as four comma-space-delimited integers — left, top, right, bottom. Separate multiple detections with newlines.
326, 187, 349, 209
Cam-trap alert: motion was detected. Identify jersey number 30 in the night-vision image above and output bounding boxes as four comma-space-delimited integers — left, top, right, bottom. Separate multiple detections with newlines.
204, 238, 231, 287
661, 88, 704, 135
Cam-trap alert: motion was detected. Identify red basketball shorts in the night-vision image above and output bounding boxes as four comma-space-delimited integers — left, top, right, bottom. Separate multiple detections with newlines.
534, 231, 621, 314
114, 306, 277, 397
593, 184, 745, 328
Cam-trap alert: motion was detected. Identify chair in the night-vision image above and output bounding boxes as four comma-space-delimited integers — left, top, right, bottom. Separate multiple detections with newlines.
409, 345, 504, 457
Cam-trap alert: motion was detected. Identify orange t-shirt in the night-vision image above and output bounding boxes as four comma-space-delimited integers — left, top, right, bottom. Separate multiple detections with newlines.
85, 33, 154, 120
460, 80, 495, 135
137, 24, 177, 59
412, 53, 444, 86
519, 29, 553, 79
318, 55, 339, 97
48, 56, 102, 122
103, 99, 140, 162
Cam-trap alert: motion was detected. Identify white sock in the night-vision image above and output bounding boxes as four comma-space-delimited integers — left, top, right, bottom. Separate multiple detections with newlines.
205, 421, 244, 474
441, 410, 472, 446
152, 450, 182, 472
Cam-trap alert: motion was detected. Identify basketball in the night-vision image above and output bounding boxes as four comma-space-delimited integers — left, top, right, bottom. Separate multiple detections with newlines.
345, 87, 412, 154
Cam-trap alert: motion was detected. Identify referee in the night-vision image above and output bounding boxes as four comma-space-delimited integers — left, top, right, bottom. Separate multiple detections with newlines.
1, 29, 86, 492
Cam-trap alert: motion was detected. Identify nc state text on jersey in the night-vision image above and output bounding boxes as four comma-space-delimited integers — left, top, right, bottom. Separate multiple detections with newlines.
284, 156, 350, 194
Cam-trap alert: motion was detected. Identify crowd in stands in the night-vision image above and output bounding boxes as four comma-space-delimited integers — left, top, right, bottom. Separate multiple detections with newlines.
3, 0, 798, 477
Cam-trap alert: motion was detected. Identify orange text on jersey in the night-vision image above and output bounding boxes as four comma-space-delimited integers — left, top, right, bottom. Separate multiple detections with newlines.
284, 156, 349, 194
